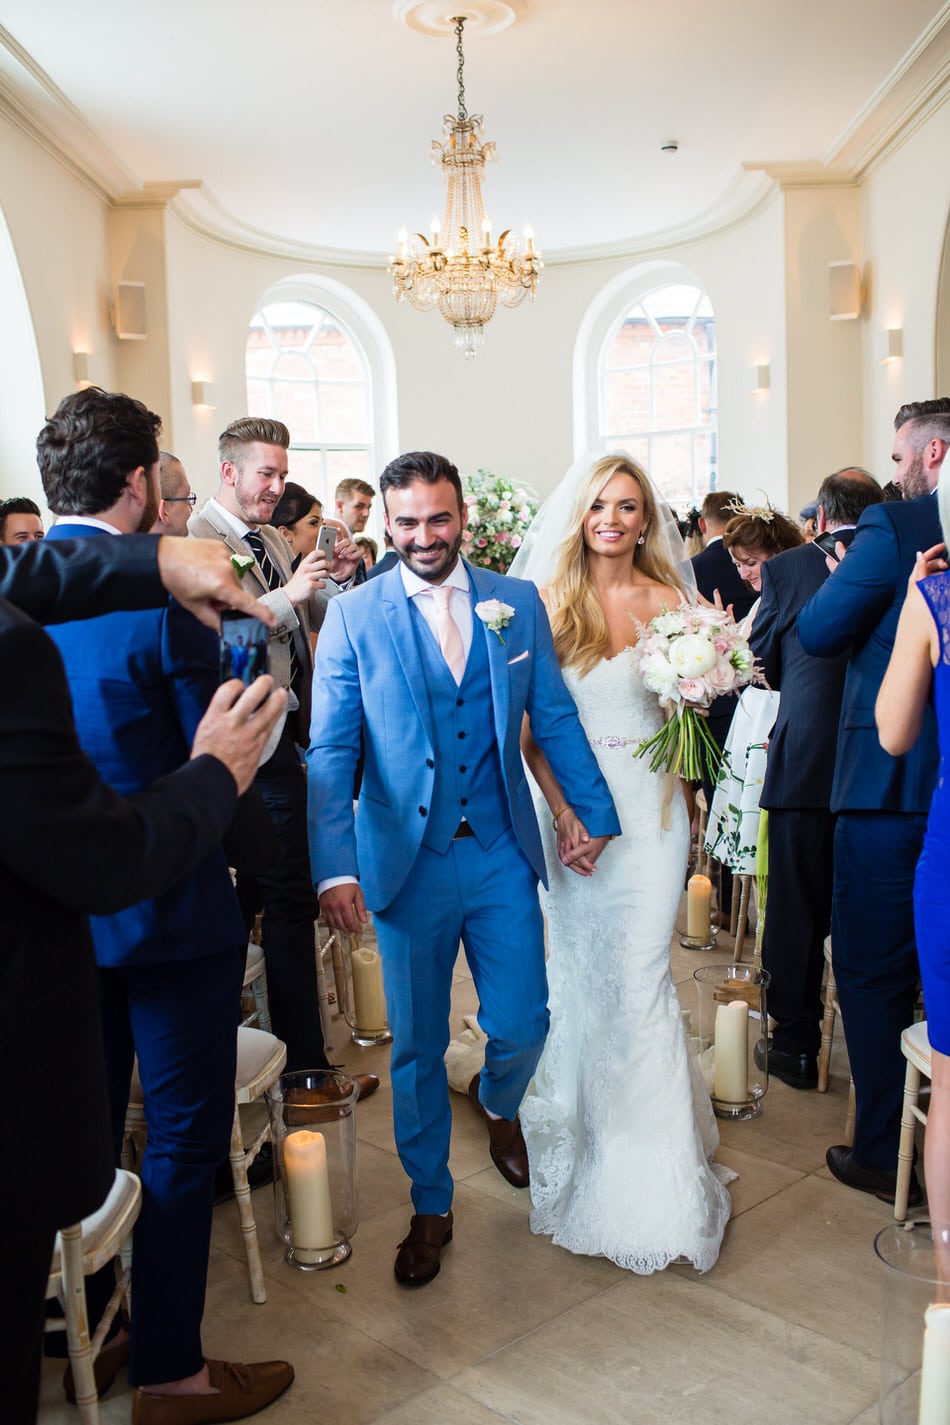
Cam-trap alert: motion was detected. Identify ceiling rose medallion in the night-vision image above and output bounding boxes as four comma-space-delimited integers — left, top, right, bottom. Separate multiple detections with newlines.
389, 2, 542, 358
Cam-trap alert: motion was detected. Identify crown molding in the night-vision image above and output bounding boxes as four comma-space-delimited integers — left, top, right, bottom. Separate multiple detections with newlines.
1, 12, 948, 267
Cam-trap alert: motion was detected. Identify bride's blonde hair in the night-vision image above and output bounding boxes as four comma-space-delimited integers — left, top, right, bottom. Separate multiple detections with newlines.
547, 454, 687, 675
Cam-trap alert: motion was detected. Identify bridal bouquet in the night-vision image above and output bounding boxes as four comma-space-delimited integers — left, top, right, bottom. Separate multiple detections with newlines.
630, 605, 758, 780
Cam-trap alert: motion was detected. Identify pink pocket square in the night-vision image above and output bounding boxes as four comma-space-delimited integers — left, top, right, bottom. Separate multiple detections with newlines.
507, 650, 530, 666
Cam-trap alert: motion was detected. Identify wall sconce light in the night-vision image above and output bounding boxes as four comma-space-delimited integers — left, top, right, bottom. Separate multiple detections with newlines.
877, 328, 903, 364
748, 363, 771, 394
828, 261, 862, 321
72, 352, 93, 389
191, 380, 215, 408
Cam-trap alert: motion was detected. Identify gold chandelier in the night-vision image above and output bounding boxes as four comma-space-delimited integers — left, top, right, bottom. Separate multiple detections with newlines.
389, 16, 542, 359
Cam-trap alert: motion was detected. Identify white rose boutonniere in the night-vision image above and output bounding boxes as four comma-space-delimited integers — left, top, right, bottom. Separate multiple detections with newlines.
475, 599, 515, 644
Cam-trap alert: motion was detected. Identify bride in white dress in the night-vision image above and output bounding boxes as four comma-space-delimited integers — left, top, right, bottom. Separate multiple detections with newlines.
510, 453, 734, 1274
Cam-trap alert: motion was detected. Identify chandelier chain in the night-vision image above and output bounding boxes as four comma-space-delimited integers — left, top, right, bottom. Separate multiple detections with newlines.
454, 17, 468, 122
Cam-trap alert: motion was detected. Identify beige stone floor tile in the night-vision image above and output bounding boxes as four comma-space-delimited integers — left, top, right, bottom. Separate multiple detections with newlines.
451, 1271, 877, 1425
713, 1073, 855, 1173
695, 1172, 891, 1354
261, 1181, 619, 1381
371, 1384, 514, 1424
713, 1141, 805, 1217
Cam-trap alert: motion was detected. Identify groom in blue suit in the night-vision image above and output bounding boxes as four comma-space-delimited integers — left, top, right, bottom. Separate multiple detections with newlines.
309, 452, 621, 1285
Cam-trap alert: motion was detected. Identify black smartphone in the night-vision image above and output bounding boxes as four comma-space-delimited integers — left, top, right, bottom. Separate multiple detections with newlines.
219, 610, 270, 685
316, 523, 338, 563
813, 529, 856, 560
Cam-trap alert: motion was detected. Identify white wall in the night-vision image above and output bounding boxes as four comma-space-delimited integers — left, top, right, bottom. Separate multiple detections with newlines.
2, 86, 949, 522
861, 97, 950, 466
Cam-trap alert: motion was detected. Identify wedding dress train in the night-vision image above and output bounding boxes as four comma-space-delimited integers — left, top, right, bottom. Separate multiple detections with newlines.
520, 647, 734, 1274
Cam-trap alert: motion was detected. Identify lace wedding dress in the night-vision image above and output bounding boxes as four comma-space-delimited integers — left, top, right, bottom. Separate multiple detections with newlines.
521, 647, 734, 1274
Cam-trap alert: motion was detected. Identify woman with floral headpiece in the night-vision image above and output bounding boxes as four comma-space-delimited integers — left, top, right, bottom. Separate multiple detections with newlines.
704, 503, 803, 874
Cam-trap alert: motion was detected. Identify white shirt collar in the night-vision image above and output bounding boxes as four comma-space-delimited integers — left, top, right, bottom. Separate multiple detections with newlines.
53, 514, 122, 535
400, 559, 470, 601
209, 495, 257, 540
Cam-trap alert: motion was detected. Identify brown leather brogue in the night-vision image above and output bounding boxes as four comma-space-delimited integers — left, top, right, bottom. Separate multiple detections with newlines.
467, 1073, 530, 1188
393, 1211, 454, 1287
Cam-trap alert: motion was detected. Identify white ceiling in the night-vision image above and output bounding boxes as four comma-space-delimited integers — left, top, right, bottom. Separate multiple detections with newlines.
0, 0, 948, 261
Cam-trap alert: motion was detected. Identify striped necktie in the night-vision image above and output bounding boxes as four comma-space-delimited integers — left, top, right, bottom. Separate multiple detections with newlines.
243, 530, 300, 691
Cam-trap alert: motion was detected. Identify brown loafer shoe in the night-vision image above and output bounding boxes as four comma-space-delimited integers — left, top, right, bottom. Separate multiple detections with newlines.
468, 1073, 530, 1188
394, 1211, 454, 1287
132, 1359, 294, 1425
64, 1328, 130, 1402
353, 1073, 380, 1102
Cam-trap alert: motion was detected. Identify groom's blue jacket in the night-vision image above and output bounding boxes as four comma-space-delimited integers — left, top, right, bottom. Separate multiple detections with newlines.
307, 558, 621, 910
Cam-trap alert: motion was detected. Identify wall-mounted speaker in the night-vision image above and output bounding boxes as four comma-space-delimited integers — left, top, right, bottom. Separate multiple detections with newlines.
113, 281, 147, 340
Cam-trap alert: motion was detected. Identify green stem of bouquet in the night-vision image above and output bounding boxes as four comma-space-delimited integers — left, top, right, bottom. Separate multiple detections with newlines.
633, 706, 723, 782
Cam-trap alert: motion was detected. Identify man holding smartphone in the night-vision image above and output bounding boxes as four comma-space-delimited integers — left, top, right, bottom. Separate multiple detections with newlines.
750, 468, 881, 1089
189, 420, 372, 1081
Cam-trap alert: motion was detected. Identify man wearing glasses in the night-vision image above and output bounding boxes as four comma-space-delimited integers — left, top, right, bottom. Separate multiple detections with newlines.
151, 451, 197, 537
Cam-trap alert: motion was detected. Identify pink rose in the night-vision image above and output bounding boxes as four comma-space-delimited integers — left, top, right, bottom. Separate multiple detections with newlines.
678, 678, 709, 704
706, 661, 738, 693
477, 538, 488, 547
510, 534, 522, 548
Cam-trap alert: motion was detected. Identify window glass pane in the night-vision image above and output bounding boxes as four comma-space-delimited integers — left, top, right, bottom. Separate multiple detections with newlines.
600, 282, 717, 507
319, 383, 368, 444
246, 299, 373, 497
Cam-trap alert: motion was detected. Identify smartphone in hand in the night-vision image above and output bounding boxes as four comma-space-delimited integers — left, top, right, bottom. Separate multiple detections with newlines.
219, 610, 271, 685
316, 523, 338, 563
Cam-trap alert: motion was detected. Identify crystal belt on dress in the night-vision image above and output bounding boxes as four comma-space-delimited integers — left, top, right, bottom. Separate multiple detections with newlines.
589, 736, 633, 748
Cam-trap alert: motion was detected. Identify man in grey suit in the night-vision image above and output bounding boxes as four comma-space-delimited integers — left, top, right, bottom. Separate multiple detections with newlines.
189, 418, 364, 1075
751, 469, 881, 1088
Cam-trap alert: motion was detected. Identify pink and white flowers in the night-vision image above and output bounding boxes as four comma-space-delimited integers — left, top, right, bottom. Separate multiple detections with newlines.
630, 604, 758, 779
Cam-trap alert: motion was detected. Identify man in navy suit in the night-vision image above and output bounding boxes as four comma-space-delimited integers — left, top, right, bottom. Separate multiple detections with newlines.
37, 389, 294, 1422
310, 452, 620, 1287
751, 469, 881, 1089
798, 398, 950, 1202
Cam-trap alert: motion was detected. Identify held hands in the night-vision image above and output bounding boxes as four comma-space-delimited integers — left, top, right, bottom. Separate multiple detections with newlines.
157, 537, 279, 631
320, 881, 369, 934
190, 675, 288, 796
556, 808, 613, 877
284, 549, 330, 606
909, 542, 949, 591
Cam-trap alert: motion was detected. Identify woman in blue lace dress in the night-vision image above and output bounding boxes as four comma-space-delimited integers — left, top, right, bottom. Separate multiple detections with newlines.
877, 517, 950, 1285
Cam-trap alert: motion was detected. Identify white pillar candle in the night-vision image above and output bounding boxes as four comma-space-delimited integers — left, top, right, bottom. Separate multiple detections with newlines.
351, 947, 388, 1032
714, 999, 749, 1104
687, 874, 712, 940
283, 1129, 334, 1263
918, 1302, 950, 1425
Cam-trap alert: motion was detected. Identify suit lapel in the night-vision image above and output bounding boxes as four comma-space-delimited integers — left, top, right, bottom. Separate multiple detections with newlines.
196, 503, 271, 600
466, 561, 510, 750
380, 570, 435, 746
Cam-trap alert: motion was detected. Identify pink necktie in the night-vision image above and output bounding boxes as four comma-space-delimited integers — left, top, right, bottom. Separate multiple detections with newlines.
430, 585, 466, 684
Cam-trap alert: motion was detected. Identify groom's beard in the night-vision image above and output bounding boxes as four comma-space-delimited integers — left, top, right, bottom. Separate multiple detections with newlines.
397, 529, 463, 583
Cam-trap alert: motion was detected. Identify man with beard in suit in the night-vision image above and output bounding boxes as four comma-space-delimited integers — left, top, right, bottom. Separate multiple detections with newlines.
799, 399, 949, 1202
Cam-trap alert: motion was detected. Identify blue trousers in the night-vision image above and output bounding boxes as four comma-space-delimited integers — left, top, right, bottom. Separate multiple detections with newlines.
832, 812, 923, 1171
374, 827, 549, 1215
92, 949, 242, 1385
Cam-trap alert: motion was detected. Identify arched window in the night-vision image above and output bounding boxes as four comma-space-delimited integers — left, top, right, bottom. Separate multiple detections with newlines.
245, 277, 397, 512
575, 265, 718, 508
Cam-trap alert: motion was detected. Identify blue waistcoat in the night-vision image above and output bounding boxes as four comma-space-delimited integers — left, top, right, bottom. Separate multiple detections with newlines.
410, 597, 512, 853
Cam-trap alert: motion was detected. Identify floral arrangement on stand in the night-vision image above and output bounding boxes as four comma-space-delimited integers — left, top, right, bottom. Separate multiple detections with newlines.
461, 469, 539, 574
630, 605, 760, 779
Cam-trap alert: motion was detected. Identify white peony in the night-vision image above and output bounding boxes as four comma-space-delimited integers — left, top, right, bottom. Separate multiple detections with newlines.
668, 634, 717, 677
652, 610, 687, 637
640, 651, 679, 701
